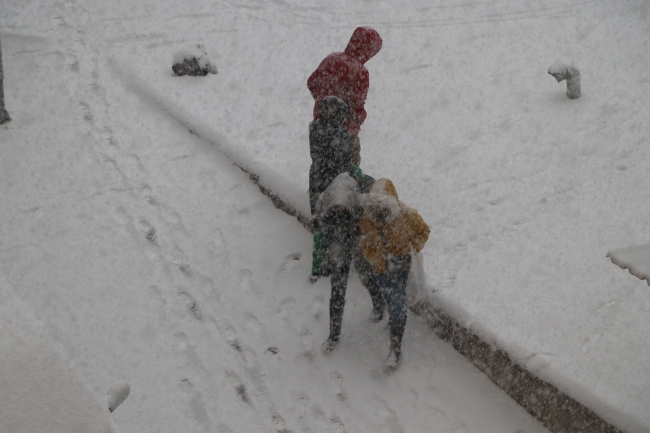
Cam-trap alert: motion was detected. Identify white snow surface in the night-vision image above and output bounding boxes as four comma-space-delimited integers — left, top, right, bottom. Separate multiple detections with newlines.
1, 0, 649, 432
0, 275, 119, 433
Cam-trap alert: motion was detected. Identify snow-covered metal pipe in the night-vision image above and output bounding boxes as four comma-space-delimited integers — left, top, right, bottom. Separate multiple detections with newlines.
548, 62, 581, 99
0, 35, 11, 124
107, 380, 130, 413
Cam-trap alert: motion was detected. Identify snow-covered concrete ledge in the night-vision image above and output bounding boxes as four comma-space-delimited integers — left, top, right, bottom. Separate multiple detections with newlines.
112, 62, 623, 433
409, 301, 622, 433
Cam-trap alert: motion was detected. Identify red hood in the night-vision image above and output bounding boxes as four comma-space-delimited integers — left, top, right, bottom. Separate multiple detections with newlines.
344, 27, 382, 64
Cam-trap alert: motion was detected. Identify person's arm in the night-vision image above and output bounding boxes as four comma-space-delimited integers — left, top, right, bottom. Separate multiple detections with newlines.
349, 135, 361, 166
407, 210, 430, 254
345, 68, 369, 135
308, 122, 322, 163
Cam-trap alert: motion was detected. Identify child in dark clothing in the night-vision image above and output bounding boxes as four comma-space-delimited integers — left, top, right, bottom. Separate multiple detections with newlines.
313, 173, 386, 354
308, 97, 374, 280
358, 179, 430, 368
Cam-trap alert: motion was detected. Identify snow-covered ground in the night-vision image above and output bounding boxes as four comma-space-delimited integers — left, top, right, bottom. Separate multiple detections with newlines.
0, 275, 119, 433
1, 0, 649, 431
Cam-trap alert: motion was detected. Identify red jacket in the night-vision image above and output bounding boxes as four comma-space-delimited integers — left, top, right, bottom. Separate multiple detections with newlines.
307, 27, 382, 136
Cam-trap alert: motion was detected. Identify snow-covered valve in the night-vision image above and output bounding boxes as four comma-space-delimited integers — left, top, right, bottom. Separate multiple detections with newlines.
172, 44, 218, 77
548, 62, 581, 99
107, 380, 130, 413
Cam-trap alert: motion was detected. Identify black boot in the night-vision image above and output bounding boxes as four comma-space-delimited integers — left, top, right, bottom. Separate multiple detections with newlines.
385, 317, 406, 368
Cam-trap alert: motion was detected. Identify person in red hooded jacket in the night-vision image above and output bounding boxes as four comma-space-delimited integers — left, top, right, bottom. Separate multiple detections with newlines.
307, 27, 382, 281
307, 27, 382, 166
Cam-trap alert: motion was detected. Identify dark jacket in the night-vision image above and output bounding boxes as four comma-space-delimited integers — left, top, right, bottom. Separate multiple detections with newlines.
309, 96, 354, 213
307, 27, 382, 136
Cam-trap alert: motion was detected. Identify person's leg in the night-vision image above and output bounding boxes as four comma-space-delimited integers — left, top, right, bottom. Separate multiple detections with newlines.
309, 166, 328, 280
377, 269, 409, 367
322, 241, 352, 353
352, 248, 385, 322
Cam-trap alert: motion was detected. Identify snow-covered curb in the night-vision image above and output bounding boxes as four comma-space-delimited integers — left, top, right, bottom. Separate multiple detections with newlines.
410, 301, 622, 433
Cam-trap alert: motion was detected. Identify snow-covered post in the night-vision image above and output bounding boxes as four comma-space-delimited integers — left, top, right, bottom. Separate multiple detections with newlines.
548, 62, 581, 99
107, 380, 130, 413
0, 35, 11, 124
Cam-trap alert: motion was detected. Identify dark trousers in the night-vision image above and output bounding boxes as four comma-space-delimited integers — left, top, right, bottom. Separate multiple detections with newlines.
327, 245, 385, 342
377, 271, 408, 322
377, 265, 410, 353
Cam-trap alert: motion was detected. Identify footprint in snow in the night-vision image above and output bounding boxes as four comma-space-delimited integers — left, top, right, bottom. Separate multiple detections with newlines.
244, 313, 263, 335
280, 253, 302, 274
77, 100, 94, 123
177, 290, 202, 320
277, 297, 295, 320
300, 328, 315, 360
238, 269, 261, 296
137, 218, 157, 244
172, 332, 208, 376
224, 369, 249, 404
330, 372, 348, 403
307, 406, 333, 432
178, 378, 212, 432
147, 285, 167, 309
101, 126, 119, 147
330, 416, 345, 433
310, 295, 324, 320
373, 399, 405, 433
217, 424, 234, 433
224, 326, 242, 352
271, 414, 290, 433
236, 384, 250, 403
295, 393, 310, 419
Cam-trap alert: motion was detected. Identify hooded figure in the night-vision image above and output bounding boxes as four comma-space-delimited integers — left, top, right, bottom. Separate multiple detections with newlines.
358, 179, 430, 368
308, 96, 375, 279
314, 173, 386, 354
307, 27, 382, 164
309, 96, 353, 279
309, 96, 353, 213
